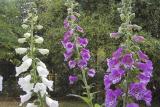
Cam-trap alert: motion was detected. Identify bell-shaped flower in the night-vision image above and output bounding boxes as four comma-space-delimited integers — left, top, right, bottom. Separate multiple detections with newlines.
38, 49, 49, 55
16, 58, 32, 76
37, 60, 47, 68
18, 75, 34, 92
88, 69, 96, 77
42, 77, 53, 91
36, 25, 43, 30
15, 48, 28, 55
20, 92, 32, 106
68, 60, 76, 69
35, 36, 44, 44
69, 75, 78, 85
18, 38, 26, 44
22, 55, 29, 61
46, 96, 59, 107
21, 24, 29, 29
34, 83, 47, 97
26, 103, 38, 107
24, 33, 31, 38
110, 32, 120, 39
37, 66, 49, 77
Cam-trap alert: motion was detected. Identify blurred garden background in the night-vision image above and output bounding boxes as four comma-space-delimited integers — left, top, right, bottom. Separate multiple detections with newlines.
0, 0, 160, 106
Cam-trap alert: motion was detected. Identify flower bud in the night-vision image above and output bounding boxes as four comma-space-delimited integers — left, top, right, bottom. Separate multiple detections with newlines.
18, 38, 26, 44
38, 49, 49, 55
24, 33, 31, 38
35, 36, 44, 44
36, 25, 43, 30
15, 48, 28, 55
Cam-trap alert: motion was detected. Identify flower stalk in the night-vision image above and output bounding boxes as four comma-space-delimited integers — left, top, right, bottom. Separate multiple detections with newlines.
104, 0, 153, 107
62, 0, 97, 107
15, 1, 58, 107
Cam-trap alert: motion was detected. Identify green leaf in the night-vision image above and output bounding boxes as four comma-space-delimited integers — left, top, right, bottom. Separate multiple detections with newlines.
94, 104, 101, 107
67, 94, 91, 105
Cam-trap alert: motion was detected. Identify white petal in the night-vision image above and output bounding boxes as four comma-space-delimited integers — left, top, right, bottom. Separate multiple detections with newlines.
35, 37, 44, 44
15, 48, 28, 55
37, 66, 49, 77
20, 92, 32, 105
38, 49, 49, 55
18, 38, 26, 44
26, 103, 38, 107
22, 55, 29, 61
34, 83, 47, 97
46, 97, 59, 107
37, 61, 46, 68
42, 77, 53, 91
18, 75, 34, 92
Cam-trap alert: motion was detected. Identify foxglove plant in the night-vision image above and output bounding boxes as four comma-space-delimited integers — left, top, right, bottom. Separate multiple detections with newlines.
104, 0, 153, 107
61, 0, 98, 107
15, 2, 58, 107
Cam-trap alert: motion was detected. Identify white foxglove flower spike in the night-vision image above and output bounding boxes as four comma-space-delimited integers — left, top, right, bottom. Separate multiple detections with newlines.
15, 48, 28, 55
46, 96, 59, 107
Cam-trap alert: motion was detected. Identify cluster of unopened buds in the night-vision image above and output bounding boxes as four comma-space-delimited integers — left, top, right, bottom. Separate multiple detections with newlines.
15, 2, 58, 107
61, 0, 96, 84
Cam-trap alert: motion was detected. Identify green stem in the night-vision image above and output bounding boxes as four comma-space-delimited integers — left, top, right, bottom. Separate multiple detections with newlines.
81, 70, 94, 107
30, 17, 45, 107
123, 72, 129, 107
